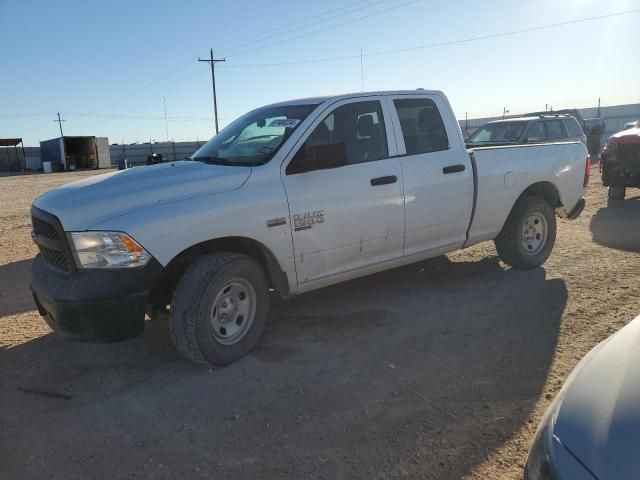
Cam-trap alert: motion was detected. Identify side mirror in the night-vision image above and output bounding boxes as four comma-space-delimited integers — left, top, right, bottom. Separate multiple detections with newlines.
287, 143, 348, 175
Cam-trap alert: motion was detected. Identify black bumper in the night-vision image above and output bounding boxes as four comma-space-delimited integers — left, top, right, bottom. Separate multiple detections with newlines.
30, 254, 162, 342
567, 197, 585, 220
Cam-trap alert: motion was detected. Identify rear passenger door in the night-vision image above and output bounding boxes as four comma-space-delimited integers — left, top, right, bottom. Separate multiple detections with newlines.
387, 94, 474, 256
282, 97, 405, 287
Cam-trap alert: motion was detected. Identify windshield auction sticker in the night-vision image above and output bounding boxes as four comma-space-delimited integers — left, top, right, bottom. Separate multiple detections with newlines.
268, 118, 301, 128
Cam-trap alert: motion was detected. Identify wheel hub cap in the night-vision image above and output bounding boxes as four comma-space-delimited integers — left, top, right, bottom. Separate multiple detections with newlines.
521, 212, 547, 255
210, 278, 256, 345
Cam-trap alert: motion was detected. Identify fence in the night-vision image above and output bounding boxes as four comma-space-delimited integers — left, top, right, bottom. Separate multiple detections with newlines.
108, 141, 204, 166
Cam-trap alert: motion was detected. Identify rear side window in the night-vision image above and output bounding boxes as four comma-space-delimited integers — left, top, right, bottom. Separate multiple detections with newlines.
394, 98, 449, 155
526, 122, 545, 142
545, 120, 566, 141
564, 117, 584, 138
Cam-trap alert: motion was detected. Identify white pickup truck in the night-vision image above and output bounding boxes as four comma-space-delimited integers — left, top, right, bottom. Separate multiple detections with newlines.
30, 90, 589, 366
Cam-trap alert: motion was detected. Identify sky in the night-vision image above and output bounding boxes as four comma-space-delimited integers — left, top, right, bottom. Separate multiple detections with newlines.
1, 0, 639, 146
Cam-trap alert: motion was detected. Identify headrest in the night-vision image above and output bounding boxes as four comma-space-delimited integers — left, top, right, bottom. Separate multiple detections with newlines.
358, 114, 375, 137
309, 122, 331, 143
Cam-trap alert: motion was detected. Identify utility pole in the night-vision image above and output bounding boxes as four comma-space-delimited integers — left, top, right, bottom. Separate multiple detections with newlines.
597, 97, 601, 118
54, 112, 66, 137
199, 48, 226, 133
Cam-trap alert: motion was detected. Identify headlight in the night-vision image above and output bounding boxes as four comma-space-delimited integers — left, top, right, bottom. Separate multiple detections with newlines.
70, 232, 151, 269
524, 419, 559, 480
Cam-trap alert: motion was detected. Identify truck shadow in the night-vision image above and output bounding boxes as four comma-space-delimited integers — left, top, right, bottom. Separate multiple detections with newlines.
0, 254, 566, 480
590, 194, 640, 253
0, 259, 34, 316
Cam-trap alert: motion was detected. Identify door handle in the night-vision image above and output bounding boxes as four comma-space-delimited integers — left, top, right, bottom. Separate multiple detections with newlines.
370, 175, 398, 186
442, 164, 466, 174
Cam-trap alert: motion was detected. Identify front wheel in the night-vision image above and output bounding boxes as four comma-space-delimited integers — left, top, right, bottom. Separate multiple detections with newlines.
495, 195, 557, 270
169, 252, 269, 366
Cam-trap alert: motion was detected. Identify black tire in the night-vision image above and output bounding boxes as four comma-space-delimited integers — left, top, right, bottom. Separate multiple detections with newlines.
169, 252, 269, 366
495, 195, 557, 270
608, 185, 626, 200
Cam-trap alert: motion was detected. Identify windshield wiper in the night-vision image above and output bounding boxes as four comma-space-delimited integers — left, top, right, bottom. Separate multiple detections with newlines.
193, 156, 234, 165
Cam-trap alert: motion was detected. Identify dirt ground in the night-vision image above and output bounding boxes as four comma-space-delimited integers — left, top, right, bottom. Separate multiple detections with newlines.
0, 168, 638, 480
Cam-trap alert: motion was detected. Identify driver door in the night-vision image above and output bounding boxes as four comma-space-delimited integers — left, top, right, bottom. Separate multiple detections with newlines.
281, 97, 405, 289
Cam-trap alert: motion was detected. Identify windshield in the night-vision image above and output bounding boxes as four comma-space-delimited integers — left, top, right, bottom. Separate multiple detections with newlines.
191, 103, 319, 166
467, 122, 528, 144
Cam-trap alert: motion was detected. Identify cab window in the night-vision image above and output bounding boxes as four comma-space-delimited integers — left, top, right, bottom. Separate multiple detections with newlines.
394, 98, 449, 154
564, 117, 584, 138
545, 120, 566, 141
287, 100, 388, 174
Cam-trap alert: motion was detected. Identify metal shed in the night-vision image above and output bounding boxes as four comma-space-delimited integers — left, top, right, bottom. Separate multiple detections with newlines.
40, 136, 110, 170
0, 138, 26, 172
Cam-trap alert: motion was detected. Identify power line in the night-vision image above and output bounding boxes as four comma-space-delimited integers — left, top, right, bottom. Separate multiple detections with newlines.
219, 8, 640, 68
0, 112, 54, 118
213, 0, 373, 50
228, 0, 422, 58
218, 0, 394, 55
105, 60, 197, 111
63, 111, 214, 121
102, 1, 397, 110
116, 69, 207, 114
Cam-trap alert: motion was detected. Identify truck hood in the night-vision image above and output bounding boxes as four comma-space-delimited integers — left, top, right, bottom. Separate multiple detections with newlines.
610, 127, 640, 144
553, 315, 640, 479
33, 161, 251, 230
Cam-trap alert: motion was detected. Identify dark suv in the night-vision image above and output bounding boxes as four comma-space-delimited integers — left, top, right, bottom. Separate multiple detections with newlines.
465, 115, 586, 148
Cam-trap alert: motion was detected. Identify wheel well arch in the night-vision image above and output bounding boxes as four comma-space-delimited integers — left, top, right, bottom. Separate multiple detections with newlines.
148, 237, 289, 307
518, 181, 562, 208
497, 181, 562, 236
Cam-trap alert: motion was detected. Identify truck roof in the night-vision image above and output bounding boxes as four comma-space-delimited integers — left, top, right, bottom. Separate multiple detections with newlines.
485, 117, 540, 124
267, 89, 444, 107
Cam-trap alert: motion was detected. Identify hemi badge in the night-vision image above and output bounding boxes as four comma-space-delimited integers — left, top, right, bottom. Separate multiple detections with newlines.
267, 217, 287, 228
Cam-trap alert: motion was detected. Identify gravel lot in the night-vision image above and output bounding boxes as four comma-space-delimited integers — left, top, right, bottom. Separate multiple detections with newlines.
1, 168, 638, 479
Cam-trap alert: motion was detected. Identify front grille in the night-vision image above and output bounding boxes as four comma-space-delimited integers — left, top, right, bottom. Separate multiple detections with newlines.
32, 215, 59, 240
620, 145, 640, 170
39, 245, 71, 271
31, 207, 74, 273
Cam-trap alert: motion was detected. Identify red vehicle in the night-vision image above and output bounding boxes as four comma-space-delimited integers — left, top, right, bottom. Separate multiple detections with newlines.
601, 121, 640, 199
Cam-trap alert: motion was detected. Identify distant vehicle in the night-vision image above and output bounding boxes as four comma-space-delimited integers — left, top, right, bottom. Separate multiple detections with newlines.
29, 89, 588, 367
526, 108, 586, 132
584, 118, 606, 156
525, 314, 640, 480
465, 115, 586, 148
624, 120, 639, 130
601, 122, 640, 199
126, 153, 165, 168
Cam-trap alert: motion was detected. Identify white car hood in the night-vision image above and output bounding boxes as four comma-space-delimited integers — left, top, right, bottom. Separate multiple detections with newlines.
554, 315, 640, 480
33, 161, 251, 231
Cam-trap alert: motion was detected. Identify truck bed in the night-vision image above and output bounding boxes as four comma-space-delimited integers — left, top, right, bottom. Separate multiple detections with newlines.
465, 141, 588, 246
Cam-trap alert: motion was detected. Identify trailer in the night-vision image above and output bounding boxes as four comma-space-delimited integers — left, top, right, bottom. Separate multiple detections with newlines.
40, 136, 110, 171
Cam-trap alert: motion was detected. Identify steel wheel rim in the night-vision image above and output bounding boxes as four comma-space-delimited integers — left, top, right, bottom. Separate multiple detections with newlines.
521, 212, 548, 255
210, 278, 256, 345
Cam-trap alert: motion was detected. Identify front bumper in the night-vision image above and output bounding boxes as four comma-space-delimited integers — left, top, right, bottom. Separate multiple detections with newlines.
30, 254, 162, 342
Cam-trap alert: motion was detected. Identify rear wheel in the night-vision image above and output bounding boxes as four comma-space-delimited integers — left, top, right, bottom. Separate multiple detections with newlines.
495, 195, 557, 270
608, 185, 626, 200
169, 252, 269, 366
